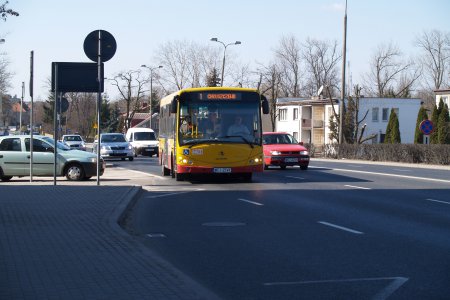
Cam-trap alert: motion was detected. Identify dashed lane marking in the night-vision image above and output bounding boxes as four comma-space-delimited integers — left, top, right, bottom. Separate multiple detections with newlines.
237, 198, 264, 206
344, 184, 372, 190
285, 176, 305, 180
426, 198, 450, 205
318, 221, 364, 235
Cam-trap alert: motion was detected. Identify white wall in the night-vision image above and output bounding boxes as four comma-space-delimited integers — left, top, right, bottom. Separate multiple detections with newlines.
276, 97, 422, 144
359, 98, 421, 144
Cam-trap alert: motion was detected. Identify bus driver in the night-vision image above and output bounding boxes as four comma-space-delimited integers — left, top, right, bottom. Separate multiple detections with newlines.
227, 116, 250, 136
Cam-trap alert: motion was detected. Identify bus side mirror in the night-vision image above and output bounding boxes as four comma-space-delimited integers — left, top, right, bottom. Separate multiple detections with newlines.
261, 96, 269, 115
170, 95, 178, 114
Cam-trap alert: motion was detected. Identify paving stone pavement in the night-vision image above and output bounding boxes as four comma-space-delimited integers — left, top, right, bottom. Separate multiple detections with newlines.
0, 184, 220, 300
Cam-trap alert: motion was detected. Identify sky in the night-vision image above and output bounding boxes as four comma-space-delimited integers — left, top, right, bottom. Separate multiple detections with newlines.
2, 0, 450, 102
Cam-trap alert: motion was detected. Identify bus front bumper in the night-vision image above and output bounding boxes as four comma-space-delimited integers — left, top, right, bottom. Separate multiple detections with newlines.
176, 164, 263, 174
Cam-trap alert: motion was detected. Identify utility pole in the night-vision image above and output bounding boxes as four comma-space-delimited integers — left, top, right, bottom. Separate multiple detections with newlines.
339, 0, 348, 144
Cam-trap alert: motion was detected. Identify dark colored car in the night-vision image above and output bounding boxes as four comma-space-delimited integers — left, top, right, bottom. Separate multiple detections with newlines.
263, 132, 310, 170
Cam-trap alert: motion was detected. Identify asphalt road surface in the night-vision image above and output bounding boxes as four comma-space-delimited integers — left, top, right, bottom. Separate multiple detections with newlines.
120, 157, 450, 300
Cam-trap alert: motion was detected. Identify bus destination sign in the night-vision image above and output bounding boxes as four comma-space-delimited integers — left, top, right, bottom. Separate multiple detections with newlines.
199, 93, 242, 100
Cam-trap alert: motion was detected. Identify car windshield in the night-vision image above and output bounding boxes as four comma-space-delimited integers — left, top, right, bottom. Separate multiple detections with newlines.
264, 134, 298, 145
178, 100, 261, 146
134, 132, 156, 141
101, 134, 126, 143
40, 137, 71, 150
64, 135, 82, 142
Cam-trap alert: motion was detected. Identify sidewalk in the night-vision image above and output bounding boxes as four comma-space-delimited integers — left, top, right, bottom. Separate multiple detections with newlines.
0, 184, 220, 300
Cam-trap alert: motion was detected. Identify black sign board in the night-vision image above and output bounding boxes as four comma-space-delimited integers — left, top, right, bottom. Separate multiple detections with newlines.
51, 62, 104, 93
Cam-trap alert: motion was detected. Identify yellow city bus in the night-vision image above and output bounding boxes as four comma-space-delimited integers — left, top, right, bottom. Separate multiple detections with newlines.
159, 87, 269, 182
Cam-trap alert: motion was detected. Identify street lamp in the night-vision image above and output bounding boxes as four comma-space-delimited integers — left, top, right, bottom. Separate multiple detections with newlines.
140, 64, 163, 128
210, 38, 241, 86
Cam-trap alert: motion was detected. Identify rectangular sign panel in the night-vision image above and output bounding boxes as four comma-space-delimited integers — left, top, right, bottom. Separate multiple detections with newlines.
51, 62, 104, 93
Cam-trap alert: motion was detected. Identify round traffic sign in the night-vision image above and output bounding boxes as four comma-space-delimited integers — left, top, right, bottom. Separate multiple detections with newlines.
419, 119, 434, 135
83, 30, 117, 62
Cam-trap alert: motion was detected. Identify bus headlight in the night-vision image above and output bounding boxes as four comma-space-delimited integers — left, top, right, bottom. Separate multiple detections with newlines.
249, 157, 262, 164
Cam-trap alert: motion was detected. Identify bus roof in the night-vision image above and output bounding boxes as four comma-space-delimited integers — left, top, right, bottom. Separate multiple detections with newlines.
159, 87, 259, 106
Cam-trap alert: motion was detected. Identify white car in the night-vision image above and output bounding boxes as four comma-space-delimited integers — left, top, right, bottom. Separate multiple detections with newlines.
93, 133, 134, 161
126, 128, 159, 157
61, 134, 86, 151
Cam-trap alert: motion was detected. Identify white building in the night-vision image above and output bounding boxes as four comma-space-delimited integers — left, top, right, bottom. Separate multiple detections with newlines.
275, 97, 422, 145
435, 89, 450, 110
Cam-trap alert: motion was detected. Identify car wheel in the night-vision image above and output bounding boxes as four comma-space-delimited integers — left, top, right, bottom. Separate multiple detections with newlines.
129, 157, 134, 161
280, 165, 286, 170
65, 163, 85, 181
0, 168, 13, 182
300, 165, 308, 170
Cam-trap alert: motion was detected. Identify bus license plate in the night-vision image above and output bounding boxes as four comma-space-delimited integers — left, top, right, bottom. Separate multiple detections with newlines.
213, 168, 232, 173
285, 158, 298, 162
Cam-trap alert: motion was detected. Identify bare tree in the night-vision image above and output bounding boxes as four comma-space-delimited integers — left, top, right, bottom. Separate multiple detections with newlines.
363, 42, 419, 97
302, 38, 341, 97
0, 55, 12, 94
65, 92, 97, 138
275, 35, 303, 97
415, 29, 450, 90
110, 70, 148, 131
257, 62, 283, 131
0, 1, 19, 21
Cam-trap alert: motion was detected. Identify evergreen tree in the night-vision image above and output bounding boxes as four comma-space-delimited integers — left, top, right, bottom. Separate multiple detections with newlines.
43, 94, 55, 125
384, 109, 401, 143
391, 111, 401, 143
430, 104, 439, 144
414, 106, 428, 144
206, 68, 221, 87
437, 104, 449, 144
343, 96, 355, 143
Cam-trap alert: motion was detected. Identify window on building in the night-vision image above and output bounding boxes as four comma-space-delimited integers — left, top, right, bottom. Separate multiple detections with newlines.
372, 107, 379, 122
382, 108, 389, 121
392, 108, 399, 119
293, 108, 298, 120
279, 109, 287, 121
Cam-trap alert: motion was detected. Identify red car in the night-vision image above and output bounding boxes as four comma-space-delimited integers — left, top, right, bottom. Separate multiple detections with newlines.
263, 132, 310, 170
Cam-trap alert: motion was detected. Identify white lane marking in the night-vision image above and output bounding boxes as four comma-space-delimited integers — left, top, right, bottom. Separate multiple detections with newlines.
426, 198, 450, 205
238, 198, 264, 206
145, 191, 191, 199
285, 176, 305, 180
373, 277, 410, 300
118, 168, 167, 180
263, 276, 409, 300
318, 221, 364, 235
310, 166, 450, 184
392, 168, 411, 172
344, 184, 372, 190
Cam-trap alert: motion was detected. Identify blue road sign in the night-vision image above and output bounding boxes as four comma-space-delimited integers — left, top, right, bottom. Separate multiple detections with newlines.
419, 119, 434, 135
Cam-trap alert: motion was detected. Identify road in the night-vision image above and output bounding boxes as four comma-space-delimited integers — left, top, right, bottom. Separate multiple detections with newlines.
120, 157, 450, 300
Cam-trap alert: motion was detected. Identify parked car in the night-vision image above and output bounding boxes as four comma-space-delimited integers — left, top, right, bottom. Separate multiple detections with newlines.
61, 134, 86, 151
125, 128, 158, 157
0, 135, 105, 181
93, 133, 134, 161
262, 132, 310, 170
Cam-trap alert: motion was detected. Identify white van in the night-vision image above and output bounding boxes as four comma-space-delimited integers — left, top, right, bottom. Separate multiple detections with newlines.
126, 128, 158, 157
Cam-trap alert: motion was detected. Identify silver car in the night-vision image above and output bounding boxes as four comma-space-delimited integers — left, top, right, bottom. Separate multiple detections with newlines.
61, 134, 87, 151
93, 133, 134, 161
0, 135, 105, 181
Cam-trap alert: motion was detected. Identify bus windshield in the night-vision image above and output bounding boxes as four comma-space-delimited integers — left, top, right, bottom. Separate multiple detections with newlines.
178, 97, 261, 146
